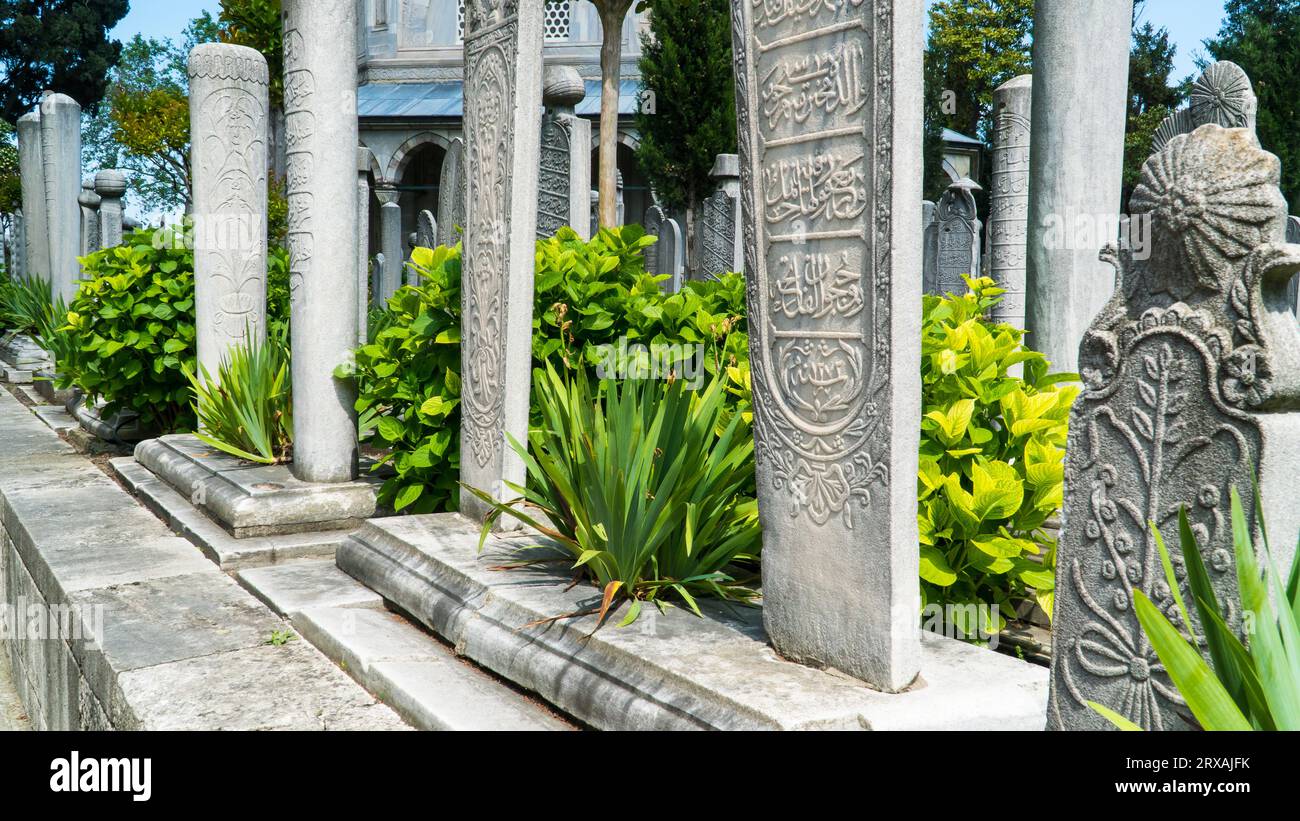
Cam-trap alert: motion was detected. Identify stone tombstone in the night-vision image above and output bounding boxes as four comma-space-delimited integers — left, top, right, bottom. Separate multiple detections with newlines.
929, 177, 982, 296
731, 0, 924, 691
663, 216, 685, 292
1287, 216, 1300, 316
16, 112, 48, 282
375, 186, 403, 302
536, 65, 592, 239
642, 202, 665, 275
39, 93, 83, 302
459, 0, 544, 523
921, 200, 936, 290
700, 187, 736, 276
9, 212, 25, 281
435, 138, 465, 247
283, 0, 361, 483
589, 190, 599, 237
78, 179, 100, 257
357, 146, 372, 346
416, 209, 437, 249
372, 252, 386, 312
1049, 124, 1300, 731
188, 43, 270, 382
94, 170, 127, 250
1026, 0, 1133, 374
988, 74, 1031, 328
1151, 62, 1257, 156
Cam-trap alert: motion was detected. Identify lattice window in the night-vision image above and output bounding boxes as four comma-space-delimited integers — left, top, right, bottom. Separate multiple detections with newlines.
543, 1, 572, 41
456, 1, 571, 42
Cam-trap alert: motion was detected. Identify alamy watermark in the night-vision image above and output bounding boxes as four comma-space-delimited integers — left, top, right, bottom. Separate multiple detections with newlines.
1039, 209, 1153, 260
0, 597, 104, 646
592, 336, 706, 388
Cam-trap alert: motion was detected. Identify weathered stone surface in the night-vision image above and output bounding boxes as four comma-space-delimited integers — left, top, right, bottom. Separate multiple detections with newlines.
189, 43, 270, 382
927, 177, 982, 295
730, 0, 923, 691
77, 179, 100, 257
134, 434, 383, 538
699, 154, 741, 276
988, 74, 1031, 328
93, 170, 127, 250
111, 457, 353, 568
458, 1, 544, 523
357, 146, 372, 346
643, 202, 665, 274
38, 93, 82, 302
1151, 61, 1257, 156
663, 217, 685, 292
415, 208, 436, 249
376, 186, 403, 301
435, 138, 465, 247
16, 112, 48, 282
237, 560, 382, 617
537, 65, 591, 240
338, 513, 1047, 730
284, 0, 361, 483
1049, 124, 1300, 730
1287, 215, 1300, 315
1026, 0, 1133, 373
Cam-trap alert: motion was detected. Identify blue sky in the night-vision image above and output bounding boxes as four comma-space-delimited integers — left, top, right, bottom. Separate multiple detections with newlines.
121, 1, 1225, 86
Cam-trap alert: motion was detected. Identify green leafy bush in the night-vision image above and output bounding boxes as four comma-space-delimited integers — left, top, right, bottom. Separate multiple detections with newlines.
916, 276, 1078, 638
465, 362, 760, 624
186, 323, 292, 464
1092, 489, 1300, 731
56, 227, 291, 433
354, 227, 750, 514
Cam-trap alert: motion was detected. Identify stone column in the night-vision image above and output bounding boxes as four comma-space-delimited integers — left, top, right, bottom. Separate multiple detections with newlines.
988, 75, 1032, 329
94, 170, 127, 250
435, 138, 465, 247
458, 1, 544, 522
78, 179, 100, 257
1049, 124, 1300, 730
1025, 0, 1132, 373
283, 0, 361, 483
39, 93, 83, 303
375, 186, 403, 302
188, 43, 270, 382
537, 65, 592, 239
731, 0, 923, 691
357, 147, 372, 345
10, 211, 25, 282
16, 112, 48, 282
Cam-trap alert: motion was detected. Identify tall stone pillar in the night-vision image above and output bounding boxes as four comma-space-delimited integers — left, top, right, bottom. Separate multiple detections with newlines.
78, 179, 101, 257
1025, 0, 1132, 373
988, 75, 1032, 329
357, 147, 372, 345
376, 186, 403, 302
188, 43, 270, 382
731, 0, 924, 691
536, 65, 592, 239
458, 0, 544, 522
39, 93, 82, 303
16, 112, 48, 282
94, 170, 127, 250
283, 0, 361, 483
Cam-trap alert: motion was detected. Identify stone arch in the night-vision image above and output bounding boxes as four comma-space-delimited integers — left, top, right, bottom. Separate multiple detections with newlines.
385, 131, 453, 185
358, 142, 382, 181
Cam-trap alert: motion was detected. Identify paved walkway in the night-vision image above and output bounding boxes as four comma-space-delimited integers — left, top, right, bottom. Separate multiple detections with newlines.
0, 646, 31, 731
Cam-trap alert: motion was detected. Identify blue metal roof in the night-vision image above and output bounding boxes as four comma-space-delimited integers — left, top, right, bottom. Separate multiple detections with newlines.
358, 78, 643, 119
942, 127, 983, 147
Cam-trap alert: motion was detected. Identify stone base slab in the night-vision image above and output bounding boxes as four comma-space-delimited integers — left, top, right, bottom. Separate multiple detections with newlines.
135, 434, 386, 538
0, 333, 52, 371
110, 458, 353, 570
338, 513, 1049, 731
33, 371, 75, 406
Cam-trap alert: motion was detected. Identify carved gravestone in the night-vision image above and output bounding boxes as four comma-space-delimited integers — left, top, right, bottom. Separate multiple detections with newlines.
1049, 124, 1300, 730
1151, 62, 1257, 155
188, 43, 270, 383
78, 179, 100, 257
459, 0, 544, 523
536, 65, 591, 239
921, 200, 936, 291
642, 203, 665, 276
663, 216, 685, 292
1288, 216, 1300, 315
988, 75, 1031, 328
16, 112, 48, 283
731, 0, 923, 691
9, 212, 24, 281
700, 187, 736, 276
927, 177, 981, 296
416, 209, 437, 249
436, 138, 465, 247
40, 93, 82, 302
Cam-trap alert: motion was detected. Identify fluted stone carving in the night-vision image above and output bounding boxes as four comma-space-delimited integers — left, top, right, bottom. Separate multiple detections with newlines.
16, 112, 48, 283
39, 93, 82, 302
988, 75, 1032, 328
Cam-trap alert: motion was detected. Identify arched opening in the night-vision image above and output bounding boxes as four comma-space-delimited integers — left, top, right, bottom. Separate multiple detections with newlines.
589, 138, 650, 229
397, 142, 445, 255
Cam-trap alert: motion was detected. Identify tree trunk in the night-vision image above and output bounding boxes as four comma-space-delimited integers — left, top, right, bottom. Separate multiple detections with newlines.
597, 2, 632, 229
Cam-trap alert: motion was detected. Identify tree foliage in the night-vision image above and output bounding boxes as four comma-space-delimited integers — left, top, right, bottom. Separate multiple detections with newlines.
0, 0, 129, 124
219, 0, 283, 109
1122, 2, 1183, 208
634, 0, 736, 268
1205, 0, 1300, 211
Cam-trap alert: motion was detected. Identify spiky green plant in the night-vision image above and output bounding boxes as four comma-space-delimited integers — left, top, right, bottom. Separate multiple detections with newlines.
463, 361, 760, 626
184, 324, 293, 464
1090, 487, 1300, 731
